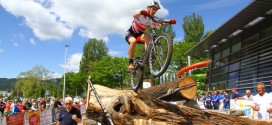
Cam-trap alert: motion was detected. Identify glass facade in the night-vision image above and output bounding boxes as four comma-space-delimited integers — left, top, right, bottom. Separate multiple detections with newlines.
206, 25, 272, 94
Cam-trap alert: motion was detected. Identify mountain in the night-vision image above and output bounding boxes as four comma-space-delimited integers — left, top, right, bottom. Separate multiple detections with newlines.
0, 78, 62, 91
0, 78, 16, 91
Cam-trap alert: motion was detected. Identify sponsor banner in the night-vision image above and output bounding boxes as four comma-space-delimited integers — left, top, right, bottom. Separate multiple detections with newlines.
6, 113, 24, 125
24, 112, 30, 125
80, 104, 86, 114
230, 99, 255, 119
28, 111, 40, 125
0, 116, 7, 125
40, 109, 52, 125
230, 99, 254, 110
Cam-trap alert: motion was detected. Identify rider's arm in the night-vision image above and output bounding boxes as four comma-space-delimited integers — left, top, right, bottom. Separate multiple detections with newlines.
133, 10, 148, 18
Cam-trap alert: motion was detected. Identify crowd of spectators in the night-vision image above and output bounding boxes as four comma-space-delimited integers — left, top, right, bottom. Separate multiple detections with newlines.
197, 82, 272, 120
0, 97, 86, 117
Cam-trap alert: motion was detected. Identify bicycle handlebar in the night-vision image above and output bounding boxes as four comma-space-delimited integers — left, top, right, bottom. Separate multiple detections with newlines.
161, 19, 176, 25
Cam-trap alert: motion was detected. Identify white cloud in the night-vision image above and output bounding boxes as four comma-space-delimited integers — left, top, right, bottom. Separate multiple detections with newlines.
60, 53, 82, 72
29, 38, 36, 45
0, 0, 168, 41
1, 0, 73, 41
0, 48, 4, 53
50, 72, 62, 78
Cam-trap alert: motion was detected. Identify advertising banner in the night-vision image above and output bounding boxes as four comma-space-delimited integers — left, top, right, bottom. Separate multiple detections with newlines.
0, 116, 6, 125
6, 113, 24, 125
28, 111, 40, 125
80, 104, 86, 114
40, 109, 52, 125
230, 99, 255, 119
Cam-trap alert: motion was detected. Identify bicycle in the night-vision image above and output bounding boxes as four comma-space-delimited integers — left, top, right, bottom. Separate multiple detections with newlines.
130, 19, 176, 91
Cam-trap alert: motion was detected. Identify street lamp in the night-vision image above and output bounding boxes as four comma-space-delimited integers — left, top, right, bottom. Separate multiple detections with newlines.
63, 44, 69, 102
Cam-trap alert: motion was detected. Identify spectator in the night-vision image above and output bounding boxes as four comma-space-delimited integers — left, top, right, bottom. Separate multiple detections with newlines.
18, 101, 27, 113
45, 99, 50, 109
54, 98, 63, 108
25, 99, 32, 110
50, 98, 55, 108
217, 90, 225, 109
231, 87, 240, 99
242, 90, 253, 100
57, 97, 82, 125
4, 100, 11, 116
223, 90, 230, 110
31, 102, 38, 111
40, 98, 46, 111
203, 91, 212, 109
0, 98, 5, 116
11, 101, 20, 115
252, 82, 272, 120
211, 91, 219, 110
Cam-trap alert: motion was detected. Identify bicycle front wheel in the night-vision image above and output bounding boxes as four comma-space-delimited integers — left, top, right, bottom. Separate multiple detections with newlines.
149, 33, 173, 77
130, 58, 144, 91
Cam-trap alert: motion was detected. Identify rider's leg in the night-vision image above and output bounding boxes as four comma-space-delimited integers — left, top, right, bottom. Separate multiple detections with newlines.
128, 37, 137, 69
141, 34, 150, 49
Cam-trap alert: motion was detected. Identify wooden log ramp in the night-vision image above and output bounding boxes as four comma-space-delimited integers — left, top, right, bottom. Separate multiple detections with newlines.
86, 76, 271, 125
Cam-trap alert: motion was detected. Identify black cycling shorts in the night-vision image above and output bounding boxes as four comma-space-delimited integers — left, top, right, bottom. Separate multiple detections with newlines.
125, 27, 143, 44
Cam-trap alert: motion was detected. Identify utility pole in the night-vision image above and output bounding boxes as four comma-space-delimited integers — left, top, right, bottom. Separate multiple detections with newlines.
63, 44, 69, 102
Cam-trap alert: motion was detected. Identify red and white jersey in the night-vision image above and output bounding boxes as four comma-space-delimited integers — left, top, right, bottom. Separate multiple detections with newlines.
131, 14, 160, 34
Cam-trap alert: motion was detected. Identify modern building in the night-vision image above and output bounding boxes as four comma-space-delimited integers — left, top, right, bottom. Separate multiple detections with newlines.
186, 0, 272, 94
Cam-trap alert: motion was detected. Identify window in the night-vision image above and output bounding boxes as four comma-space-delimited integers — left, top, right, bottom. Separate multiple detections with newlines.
231, 42, 241, 53
228, 80, 237, 89
243, 33, 259, 48
214, 52, 220, 61
229, 62, 240, 72
261, 26, 272, 39
229, 71, 239, 80
222, 48, 230, 58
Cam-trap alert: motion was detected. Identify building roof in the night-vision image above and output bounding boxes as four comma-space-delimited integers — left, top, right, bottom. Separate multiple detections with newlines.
185, 0, 272, 57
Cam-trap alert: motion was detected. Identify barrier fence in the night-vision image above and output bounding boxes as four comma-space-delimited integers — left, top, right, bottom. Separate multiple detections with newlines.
0, 104, 86, 125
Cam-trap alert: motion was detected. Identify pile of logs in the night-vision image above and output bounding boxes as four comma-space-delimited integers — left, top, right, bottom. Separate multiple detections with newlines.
86, 77, 271, 125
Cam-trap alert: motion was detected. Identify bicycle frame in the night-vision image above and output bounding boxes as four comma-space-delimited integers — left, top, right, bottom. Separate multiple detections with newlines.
134, 28, 157, 70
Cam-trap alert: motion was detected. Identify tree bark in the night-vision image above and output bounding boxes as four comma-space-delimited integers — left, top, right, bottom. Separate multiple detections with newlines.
86, 77, 271, 125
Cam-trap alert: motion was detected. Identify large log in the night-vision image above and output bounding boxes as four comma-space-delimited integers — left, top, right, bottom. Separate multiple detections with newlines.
86, 77, 271, 125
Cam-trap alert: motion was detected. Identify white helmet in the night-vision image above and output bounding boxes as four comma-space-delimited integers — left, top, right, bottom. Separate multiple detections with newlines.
147, 1, 160, 10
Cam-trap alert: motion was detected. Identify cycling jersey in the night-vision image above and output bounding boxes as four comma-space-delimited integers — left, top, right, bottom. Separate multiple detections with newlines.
131, 14, 160, 34
125, 11, 160, 43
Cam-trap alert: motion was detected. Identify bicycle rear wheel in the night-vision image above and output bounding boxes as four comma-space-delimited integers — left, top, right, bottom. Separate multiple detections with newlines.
149, 33, 173, 77
130, 58, 144, 91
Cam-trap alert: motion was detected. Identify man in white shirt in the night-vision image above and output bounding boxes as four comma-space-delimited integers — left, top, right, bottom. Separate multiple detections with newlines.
243, 90, 253, 100
252, 82, 272, 120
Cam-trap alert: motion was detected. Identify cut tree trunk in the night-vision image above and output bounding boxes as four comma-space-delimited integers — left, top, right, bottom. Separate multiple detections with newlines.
86, 77, 271, 125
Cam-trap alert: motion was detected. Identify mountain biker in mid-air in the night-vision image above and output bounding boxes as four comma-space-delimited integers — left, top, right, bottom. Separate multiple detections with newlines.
125, 1, 161, 69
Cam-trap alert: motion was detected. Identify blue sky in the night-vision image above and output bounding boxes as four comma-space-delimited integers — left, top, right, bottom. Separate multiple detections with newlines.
0, 0, 252, 78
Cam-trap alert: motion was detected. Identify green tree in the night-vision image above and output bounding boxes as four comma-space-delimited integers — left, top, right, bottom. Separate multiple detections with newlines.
60, 72, 84, 97
202, 30, 215, 40
79, 38, 109, 76
15, 65, 57, 97
182, 12, 204, 42
90, 56, 129, 88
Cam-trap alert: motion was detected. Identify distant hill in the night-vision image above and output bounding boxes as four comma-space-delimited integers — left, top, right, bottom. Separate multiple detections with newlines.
0, 78, 62, 91
0, 78, 16, 91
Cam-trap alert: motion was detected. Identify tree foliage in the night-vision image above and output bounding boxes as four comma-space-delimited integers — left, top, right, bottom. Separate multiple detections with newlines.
182, 12, 204, 42
90, 56, 129, 88
79, 38, 109, 76
59, 72, 84, 97
15, 65, 58, 97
